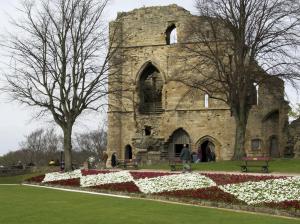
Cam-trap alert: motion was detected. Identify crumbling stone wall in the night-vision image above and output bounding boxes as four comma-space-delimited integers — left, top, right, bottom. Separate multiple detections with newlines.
107, 4, 289, 163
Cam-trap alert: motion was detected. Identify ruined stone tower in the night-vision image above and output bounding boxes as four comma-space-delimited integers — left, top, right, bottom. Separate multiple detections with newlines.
107, 4, 289, 163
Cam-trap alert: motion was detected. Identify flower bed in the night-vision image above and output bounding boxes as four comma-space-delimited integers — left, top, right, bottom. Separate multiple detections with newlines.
130, 171, 173, 180
26, 170, 300, 213
92, 181, 140, 193
157, 186, 241, 204
202, 173, 284, 185
81, 169, 113, 176
26, 175, 45, 183
219, 176, 300, 205
80, 171, 134, 187
42, 169, 82, 183
135, 173, 216, 194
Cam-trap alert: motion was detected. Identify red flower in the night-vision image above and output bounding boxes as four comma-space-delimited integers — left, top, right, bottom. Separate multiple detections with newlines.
91, 181, 140, 193
202, 173, 285, 185
264, 200, 300, 210
26, 175, 45, 183
157, 186, 242, 204
45, 178, 80, 186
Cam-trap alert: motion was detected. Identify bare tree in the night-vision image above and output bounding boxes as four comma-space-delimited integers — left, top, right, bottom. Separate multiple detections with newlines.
174, 0, 300, 159
3, 0, 122, 170
20, 128, 44, 163
74, 128, 107, 156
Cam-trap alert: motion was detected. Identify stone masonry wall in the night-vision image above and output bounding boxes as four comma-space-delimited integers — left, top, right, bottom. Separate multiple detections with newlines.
107, 5, 289, 163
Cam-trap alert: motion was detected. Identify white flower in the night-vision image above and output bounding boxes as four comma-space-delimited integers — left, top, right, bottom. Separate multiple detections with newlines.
42, 169, 82, 183
80, 171, 134, 187
135, 173, 216, 194
220, 177, 300, 205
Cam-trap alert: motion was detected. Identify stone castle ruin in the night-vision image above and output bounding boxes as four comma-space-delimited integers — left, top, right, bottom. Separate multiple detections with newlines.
107, 4, 291, 164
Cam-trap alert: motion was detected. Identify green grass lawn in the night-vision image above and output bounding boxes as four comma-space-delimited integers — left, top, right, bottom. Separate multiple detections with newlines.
141, 158, 300, 173
0, 172, 43, 184
0, 185, 298, 224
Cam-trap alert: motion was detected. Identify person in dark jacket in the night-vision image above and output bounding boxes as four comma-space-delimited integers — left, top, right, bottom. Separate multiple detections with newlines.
111, 152, 118, 168
180, 144, 191, 172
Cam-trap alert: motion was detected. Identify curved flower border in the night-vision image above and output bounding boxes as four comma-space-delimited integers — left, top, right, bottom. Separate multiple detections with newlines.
33, 169, 300, 209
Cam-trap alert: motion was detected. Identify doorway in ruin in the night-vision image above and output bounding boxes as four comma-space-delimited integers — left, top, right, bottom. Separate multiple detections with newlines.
167, 128, 191, 157
125, 145, 133, 160
199, 140, 216, 162
269, 135, 279, 157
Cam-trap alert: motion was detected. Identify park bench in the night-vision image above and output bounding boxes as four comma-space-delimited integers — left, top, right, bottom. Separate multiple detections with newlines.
240, 156, 271, 173
169, 158, 183, 171
117, 159, 138, 170
168, 153, 192, 171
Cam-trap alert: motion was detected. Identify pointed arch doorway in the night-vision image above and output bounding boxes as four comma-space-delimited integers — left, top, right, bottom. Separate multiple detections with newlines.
167, 128, 191, 157
196, 136, 220, 162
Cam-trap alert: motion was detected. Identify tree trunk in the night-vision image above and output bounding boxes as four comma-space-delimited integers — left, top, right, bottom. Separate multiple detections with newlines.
232, 108, 249, 160
233, 119, 247, 160
62, 125, 73, 171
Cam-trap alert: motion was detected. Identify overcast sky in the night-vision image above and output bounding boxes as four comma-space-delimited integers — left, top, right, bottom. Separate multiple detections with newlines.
0, 0, 196, 156
0, 0, 299, 156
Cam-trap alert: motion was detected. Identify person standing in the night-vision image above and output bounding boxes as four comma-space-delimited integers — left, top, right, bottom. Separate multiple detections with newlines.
180, 144, 191, 173
111, 152, 118, 168
102, 151, 108, 169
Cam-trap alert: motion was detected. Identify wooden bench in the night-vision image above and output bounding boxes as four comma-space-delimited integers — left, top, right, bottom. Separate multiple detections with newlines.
169, 158, 182, 171
169, 158, 192, 171
240, 157, 271, 173
117, 159, 138, 170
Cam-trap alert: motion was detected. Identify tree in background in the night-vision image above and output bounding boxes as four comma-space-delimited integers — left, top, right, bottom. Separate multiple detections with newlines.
175, 0, 300, 159
0, 127, 106, 167
3, 0, 122, 170
74, 129, 107, 156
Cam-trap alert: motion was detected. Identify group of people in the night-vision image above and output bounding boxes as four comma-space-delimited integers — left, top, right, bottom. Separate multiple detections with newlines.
100, 145, 215, 172
100, 151, 118, 168
180, 143, 216, 172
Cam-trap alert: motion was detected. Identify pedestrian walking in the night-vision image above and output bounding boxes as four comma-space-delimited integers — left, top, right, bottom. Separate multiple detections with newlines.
180, 144, 191, 172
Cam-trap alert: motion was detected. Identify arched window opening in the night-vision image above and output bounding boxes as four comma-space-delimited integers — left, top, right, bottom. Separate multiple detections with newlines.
250, 82, 258, 105
204, 94, 209, 108
254, 82, 259, 105
125, 145, 133, 160
166, 24, 177, 45
139, 63, 163, 114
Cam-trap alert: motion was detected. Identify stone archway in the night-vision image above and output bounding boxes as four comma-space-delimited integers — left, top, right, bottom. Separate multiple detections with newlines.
196, 136, 221, 161
167, 128, 191, 157
125, 145, 133, 160
199, 140, 215, 162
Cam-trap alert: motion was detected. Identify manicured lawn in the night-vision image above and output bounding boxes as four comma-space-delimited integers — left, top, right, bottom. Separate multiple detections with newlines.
0, 186, 298, 224
141, 158, 300, 173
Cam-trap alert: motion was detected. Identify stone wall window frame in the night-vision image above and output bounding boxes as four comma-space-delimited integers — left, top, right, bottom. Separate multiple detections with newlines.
144, 126, 152, 136
251, 138, 262, 151
137, 62, 164, 114
253, 82, 259, 105
204, 94, 209, 108
166, 24, 177, 45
